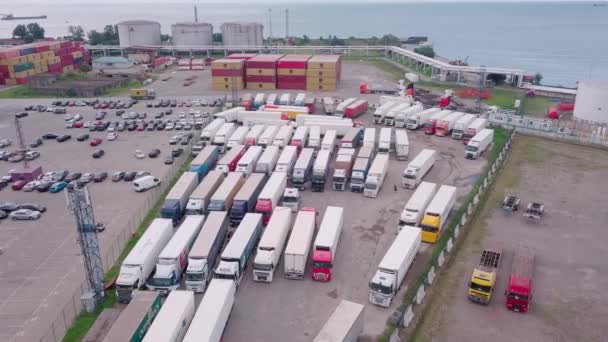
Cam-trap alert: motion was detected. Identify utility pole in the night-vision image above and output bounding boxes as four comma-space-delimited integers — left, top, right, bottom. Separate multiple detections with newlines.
194, 5, 198, 23
268, 8, 273, 46
285, 8, 289, 40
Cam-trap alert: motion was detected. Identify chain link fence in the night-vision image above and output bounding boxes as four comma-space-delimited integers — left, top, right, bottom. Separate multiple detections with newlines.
380, 129, 515, 341
37, 145, 192, 342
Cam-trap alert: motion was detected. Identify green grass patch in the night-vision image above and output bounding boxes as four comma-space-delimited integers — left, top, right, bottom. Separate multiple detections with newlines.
100, 80, 142, 97
379, 127, 512, 342
0, 85, 56, 99
521, 96, 553, 117
62, 157, 193, 342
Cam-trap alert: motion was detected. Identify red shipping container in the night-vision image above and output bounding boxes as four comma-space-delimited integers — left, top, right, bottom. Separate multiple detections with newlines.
16, 78, 28, 85
246, 54, 284, 69
227, 53, 258, 60
277, 55, 311, 69
35, 44, 50, 53
277, 82, 307, 90
60, 54, 74, 66
246, 75, 276, 83
211, 69, 244, 77
60, 41, 72, 49
153, 57, 166, 66
344, 100, 369, 118
0, 48, 21, 59
557, 102, 575, 111
0, 65, 10, 78
0, 77, 5, 85
277, 75, 306, 83
49, 63, 63, 74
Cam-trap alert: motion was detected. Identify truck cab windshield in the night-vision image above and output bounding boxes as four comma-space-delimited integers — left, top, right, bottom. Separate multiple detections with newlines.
369, 282, 392, 295
253, 263, 272, 271
186, 272, 204, 281
507, 292, 529, 301
420, 224, 438, 233
313, 261, 332, 269
364, 183, 377, 190
465, 146, 478, 152
469, 282, 492, 293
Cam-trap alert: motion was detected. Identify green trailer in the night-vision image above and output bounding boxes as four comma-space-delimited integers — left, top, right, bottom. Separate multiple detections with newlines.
102, 291, 162, 342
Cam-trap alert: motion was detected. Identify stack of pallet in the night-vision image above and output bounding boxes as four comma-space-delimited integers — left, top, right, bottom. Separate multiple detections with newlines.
277, 55, 311, 90
246, 54, 283, 90
177, 58, 191, 71
211, 58, 245, 90
0, 41, 89, 85
306, 55, 341, 92
191, 58, 205, 71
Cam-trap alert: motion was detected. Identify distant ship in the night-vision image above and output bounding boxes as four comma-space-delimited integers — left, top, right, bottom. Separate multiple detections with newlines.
593, 2, 607, 6
1, 14, 48, 21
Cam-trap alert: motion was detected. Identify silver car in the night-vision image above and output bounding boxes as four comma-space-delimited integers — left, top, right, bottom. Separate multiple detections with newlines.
81, 173, 95, 183
9, 209, 41, 220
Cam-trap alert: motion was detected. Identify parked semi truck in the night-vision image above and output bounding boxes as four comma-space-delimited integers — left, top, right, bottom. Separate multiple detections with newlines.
207, 172, 245, 213
148, 215, 205, 294
350, 147, 374, 193
236, 145, 263, 176
190, 145, 219, 181
312, 206, 344, 282
344, 99, 368, 118
406, 107, 441, 130
505, 246, 535, 313
420, 185, 457, 243
102, 291, 161, 342
465, 128, 494, 159
161, 172, 199, 225
373, 102, 397, 124
253, 207, 293, 282
182, 279, 236, 342
273, 125, 295, 148
130, 88, 156, 100
378, 127, 392, 154
398, 182, 438, 228
435, 111, 464, 137
336, 98, 357, 116
312, 150, 331, 192
185, 211, 229, 293
214, 213, 263, 284
200, 118, 225, 147
275, 145, 298, 177
213, 123, 236, 153
142, 290, 194, 342
229, 173, 267, 226
284, 209, 317, 279
185, 170, 224, 215
290, 125, 309, 154
281, 188, 300, 212
363, 127, 376, 150
255, 171, 287, 224
321, 130, 337, 155
227, 126, 249, 150
313, 300, 364, 342
462, 117, 488, 144
395, 104, 423, 128
253, 93, 266, 109
332, 152, 355, 191
385, 102, 411, 126
259, 125, 279, 148
340, 127, 363, 149
116, 219, 173, 303
363, 154, 389, 198
369, 227, 421, 307
395, 129, 409, 160
424, 110, 451, 135
216, 145, 246, 174
323, 97, 335, 115
292, 148, 315, 190
255, 145, 280, 175
451, 113, 477, 140
308, 125, 321, 150
468, 242, 503, 305
303, 120, 353, 137
244, 124, 265, 146
401, 149, 436, 189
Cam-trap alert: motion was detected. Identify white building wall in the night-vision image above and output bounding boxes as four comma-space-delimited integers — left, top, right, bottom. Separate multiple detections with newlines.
117, 20, 162, 47
221, 22, 264, 47
574, 80, 608, 124
172, 22, 213, 46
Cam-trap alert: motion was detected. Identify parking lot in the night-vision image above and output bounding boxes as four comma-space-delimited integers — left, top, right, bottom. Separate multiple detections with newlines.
0, 99, 197, 341
1, 60, 489, 341
410, 136, 608, 342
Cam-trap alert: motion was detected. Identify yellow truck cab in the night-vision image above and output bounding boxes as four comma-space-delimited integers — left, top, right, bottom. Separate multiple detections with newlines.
468, 242, 502, 304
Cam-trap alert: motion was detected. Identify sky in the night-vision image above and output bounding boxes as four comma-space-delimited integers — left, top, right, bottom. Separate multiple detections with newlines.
10, 0, 600, 3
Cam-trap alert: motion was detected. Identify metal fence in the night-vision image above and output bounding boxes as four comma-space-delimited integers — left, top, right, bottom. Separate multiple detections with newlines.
381, 130, 515, 341
37, 147, 191, 342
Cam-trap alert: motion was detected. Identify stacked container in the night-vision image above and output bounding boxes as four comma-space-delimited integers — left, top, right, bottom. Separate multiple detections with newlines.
191, 58, 205, 70
246, 54, 284, 90
306, 55, 342, 92
178, 58, 192, 71
0, 40, 89, 85
227, 53, 258, 61
277, 55, 311, 90
211, 58, 245, 91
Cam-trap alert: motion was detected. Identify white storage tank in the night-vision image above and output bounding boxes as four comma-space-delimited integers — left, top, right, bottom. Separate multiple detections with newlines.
118, 20, 161, 47
221, 22, 264, 47
171, 22, 213, 46
573, 80, 608, 124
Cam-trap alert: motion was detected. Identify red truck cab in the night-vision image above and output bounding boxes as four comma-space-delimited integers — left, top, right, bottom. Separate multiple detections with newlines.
312, 249, 333, 281
255, 199, 273, 224
424, 119, 438, 134
505, 247, 535, 313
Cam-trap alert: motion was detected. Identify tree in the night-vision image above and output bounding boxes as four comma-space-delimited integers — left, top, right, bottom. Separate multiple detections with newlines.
161, 34, 171, 43
26, 23, 45, 39
301, 34, 310, 45
533, 72, 543, 85
102, 25, 118, 45
12, 24, 27, 39
381, 34, 401, 46
414, 46, 435, 58
87, 30, 103, 45
212, 33, 222, 43
68, 25, 85, 41
79, 64, 91, 72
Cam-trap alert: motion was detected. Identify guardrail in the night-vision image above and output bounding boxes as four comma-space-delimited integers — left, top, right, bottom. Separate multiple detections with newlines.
380, 128, 515, 342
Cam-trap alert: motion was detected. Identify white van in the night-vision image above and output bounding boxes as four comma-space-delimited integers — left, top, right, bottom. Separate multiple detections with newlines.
133, 175, 161, 192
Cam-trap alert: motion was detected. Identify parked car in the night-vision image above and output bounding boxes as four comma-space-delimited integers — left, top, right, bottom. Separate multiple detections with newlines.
0, 202, 19, 212
25, 150, 40, 160
107, 132, 117, 141
0, 179, 8, 191
123, 171, 137, 181
171, 148, 184, 157
148, 149, 161, 158
134, 150, 145, 159
29, 138, 43, 148
11, 180, 27, 190
94, 172, 108, 183
49, 181, 67, 193
77, 134, 90, 142
81, 173, 95, 183
18, 203, 46, 212
164, 155, 174, 165
42, 133, 58, 140
52, 170, 69, 182
90, 138, 102, 146
0, 139, 12, 148
8, 154, 24, 163
57, 135, 71, 142
10, 209, 41, 220
135, 171, 150, 178
22, 180, 40, 192
36, 181, 54, 192
92, 149, 105, 159
0, 210, 8, 219
111, 171, 125, 182
65, 172, 82, 182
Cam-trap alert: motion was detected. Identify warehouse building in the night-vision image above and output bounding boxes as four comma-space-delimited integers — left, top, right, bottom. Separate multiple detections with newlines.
221, 22, 264, 47
574, 80, 608, 124
117, 20, 161, 47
